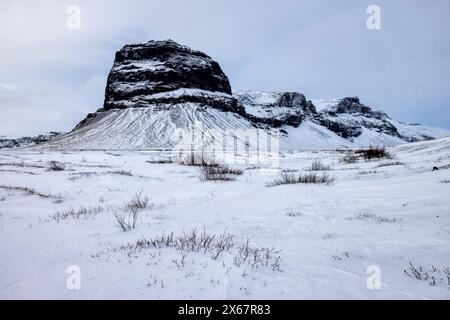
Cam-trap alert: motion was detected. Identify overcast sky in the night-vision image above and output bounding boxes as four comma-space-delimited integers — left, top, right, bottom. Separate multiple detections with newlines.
1, 0, 449, 136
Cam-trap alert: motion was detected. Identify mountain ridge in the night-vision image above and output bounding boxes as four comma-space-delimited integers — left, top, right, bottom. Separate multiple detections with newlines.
9, 39, 449, 151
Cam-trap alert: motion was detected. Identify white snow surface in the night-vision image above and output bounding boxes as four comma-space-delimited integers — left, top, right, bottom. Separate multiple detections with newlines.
310, 98, 341, 112
25, 89, 450, 151
1, 137, 450, 299
37, 104, 450, 152
42, 104, 253, 151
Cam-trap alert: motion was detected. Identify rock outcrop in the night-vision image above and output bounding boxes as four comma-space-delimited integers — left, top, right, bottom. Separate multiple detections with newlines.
103, 39, 236, 111
33, 40, 449, 151
0, 132, 61, 149
234, 91, 316, 128
312, 96, 401, 140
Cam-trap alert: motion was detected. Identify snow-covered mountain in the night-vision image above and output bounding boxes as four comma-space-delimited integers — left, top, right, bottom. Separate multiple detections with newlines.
0, 132, 61, 149
235, 90, 450, 150
33, 40, 449, 151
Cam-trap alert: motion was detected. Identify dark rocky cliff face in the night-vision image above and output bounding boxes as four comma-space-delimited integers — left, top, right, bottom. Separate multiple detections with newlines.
103, 39, 233, 111
233, 91, 317, 128
335, 97, 370, 114
99, 39, 401, 141
314, 97, 401, 140
52, 39, 446, 150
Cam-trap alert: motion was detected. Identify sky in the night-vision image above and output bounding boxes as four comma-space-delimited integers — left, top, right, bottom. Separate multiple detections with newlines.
1, 0, 450, 136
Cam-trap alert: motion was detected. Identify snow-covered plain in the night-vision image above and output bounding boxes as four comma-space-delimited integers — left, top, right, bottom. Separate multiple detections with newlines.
0, 138, 449, 299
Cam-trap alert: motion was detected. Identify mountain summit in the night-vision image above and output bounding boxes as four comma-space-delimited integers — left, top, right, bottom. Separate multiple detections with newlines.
103, 40, 236, 111
40, 40, 449, 150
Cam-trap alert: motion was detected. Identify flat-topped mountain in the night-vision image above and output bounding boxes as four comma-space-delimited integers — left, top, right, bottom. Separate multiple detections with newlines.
28, 40, 449, 151
0, 132, 61, 149
102, 39, 240, 113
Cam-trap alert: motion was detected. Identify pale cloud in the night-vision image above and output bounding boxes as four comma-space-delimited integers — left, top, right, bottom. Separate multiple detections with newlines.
0, 84, 17, 92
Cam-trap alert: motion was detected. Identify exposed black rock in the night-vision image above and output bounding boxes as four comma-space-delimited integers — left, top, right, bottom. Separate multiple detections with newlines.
46, 39, 447, 150
312, 97, 402, 139
325, 97, 388, 121
234, 91, 316, 128
103, 39, 233, 111
335, 97, 370, 114
314, 117, 363, 139
277, 92, 315, 113
96, 39, 406, 141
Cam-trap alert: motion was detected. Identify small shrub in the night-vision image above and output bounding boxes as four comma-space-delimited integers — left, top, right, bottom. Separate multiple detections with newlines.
127, 191, 150, 211
0, 161, 45, 169
376, 161, 405, 168
69, 172, 98, 180
0, 185, 53, 198
286, 211, 303, 217
341, 151, 359, 164
404, 262, 450, 287
356, 146, 392, 161
233, 239, 282, 271
114, 191, 151, 231
358, 170, 378, 175
177, 152, 217, 166
113, 210, 137, 232
245, 166, 262, 171
110, 228, 282, 271
347, 212, 398, 223
200, 164, 243, 182
105, 152, 122, 157
69, 170, 133, 181
146, 159, 173, 164
309, 159, 331, 171
332, 251, 350, 260
49, 206, 104, 222
267, 172, 335, 187
107, 170, 132, 176
124, 228, 235, 260
0, 169, 37, 175
48, 160, 65, 171
440, 179, 450, 184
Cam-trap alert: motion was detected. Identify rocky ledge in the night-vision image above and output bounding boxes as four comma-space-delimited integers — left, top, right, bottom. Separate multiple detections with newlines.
103, 39, 236, 111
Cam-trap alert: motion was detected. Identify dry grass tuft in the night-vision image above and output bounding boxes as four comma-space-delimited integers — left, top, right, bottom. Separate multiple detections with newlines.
267, 172, 335, 187
200, 165, 244, 182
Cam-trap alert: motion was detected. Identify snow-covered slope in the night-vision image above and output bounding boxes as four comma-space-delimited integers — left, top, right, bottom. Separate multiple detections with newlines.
388, 120, 450, 142
29, 40, 450, 151
393, 136, 450, 163
235, 90, 450, 150
43, 103, 253, 151
38, 89, 450, 151
2, 137, 450, 299
283, 120, 354, 150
